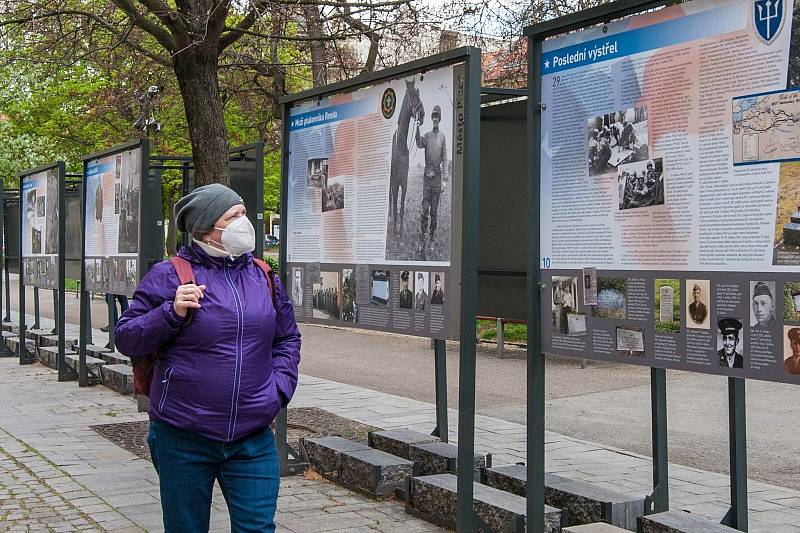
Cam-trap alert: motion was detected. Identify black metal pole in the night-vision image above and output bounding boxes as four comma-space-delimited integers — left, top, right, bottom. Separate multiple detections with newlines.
57, 162, 67, 381
33, 287, 40, 330
3, 251, 9, 322
51, 289, 57, 334
18, 181, 29, 365
651, 368, 669, 512
107, 295, 116, 351
723, 377, 748, 531
527, 35, 546, 533
433, 338, 449, 442
456, 48, 481, 533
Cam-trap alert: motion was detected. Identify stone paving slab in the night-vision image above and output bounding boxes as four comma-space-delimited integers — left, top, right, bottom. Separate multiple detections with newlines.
0, 358, 445, 533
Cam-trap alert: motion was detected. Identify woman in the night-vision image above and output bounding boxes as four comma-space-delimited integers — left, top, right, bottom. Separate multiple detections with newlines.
115, 183, 301, 533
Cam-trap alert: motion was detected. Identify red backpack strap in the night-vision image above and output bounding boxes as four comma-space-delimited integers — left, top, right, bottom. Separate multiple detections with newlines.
169, 256, 195, 285
169, 256, 196, 325
252, 258, 278, 309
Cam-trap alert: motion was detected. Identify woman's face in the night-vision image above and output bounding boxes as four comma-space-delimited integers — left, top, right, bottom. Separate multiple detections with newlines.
202, 204, 246, 247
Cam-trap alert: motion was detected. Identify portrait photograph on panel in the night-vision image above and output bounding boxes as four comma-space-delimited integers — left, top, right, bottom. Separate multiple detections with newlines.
430, 272, 445, 305
686, 279, 711, 329
117, 152, 141, 254
292, 267, 303, 307
45, 169, 58, 254
398, 270, 413, 309
717, 317, 744, 369
750, 281, 777, 328
783, 325, 800, 375
414, 271, 429, 312
587, 106, 649, 176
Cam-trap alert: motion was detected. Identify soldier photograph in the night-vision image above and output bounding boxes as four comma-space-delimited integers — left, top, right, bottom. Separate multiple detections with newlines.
414, 271, 428, 311
717, 318, 744, 369
341, 268, 357, 323
587, 106, 649, 176
312, 271, 340, 320
750, 281, 776, 328
686, 280, 710, 329
431, 273, 445, 305
618, 158, 664, 210
783, 326, 800, 375
399, 270, 413, 309
384, 70, 453, 263
292, 267, 303, 307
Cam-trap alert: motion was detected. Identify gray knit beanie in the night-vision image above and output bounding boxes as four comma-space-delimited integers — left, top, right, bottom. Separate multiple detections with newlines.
175, 183, 243, 235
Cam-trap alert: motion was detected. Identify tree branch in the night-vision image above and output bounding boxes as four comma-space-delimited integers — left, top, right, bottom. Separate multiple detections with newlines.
110, 0, 177, 52
218, 0, 270, 52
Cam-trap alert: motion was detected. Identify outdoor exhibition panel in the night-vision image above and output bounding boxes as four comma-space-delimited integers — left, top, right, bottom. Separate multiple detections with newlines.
282, 50, 477, 341
535, 0, 800, 385
281, 47, 482, 530
79, 139, 161, 386
18, 161, 67, 377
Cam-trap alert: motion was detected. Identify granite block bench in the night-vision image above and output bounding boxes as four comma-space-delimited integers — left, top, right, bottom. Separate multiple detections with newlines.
409, 472, 562, 532
563, 524, 629, 533
368, 429, 440, 458
100, 364, 134, 395
638, 511, 740, 533
482, 465, 643, 530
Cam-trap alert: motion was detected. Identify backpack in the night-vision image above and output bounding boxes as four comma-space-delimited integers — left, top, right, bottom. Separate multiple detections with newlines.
132, 256, 277, 397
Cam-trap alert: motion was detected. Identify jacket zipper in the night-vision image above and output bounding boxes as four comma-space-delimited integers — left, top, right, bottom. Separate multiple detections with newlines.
223, 264, 245, 441
158, 367, 173, 413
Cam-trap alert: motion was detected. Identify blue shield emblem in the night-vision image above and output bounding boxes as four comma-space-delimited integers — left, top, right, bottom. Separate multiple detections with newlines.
754, 0, 784, 44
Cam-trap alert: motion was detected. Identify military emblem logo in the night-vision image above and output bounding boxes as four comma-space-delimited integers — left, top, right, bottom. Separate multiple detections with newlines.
381, 88, 396, 119
754, 0, 785, 45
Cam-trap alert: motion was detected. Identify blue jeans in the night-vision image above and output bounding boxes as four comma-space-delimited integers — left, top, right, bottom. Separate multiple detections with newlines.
148, 420, 280, 533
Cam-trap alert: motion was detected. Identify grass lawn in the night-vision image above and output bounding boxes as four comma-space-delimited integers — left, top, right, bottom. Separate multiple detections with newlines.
477, 319, 527, 343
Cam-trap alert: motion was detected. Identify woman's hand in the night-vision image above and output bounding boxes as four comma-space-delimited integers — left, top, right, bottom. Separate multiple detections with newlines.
173, 283, 206, 318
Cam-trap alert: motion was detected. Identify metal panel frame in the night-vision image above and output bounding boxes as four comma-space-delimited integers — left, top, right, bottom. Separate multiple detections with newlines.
279, 49, 482, 532
525, 1, 749, 530
79, 139, 154, 386
17, 161, 67, 378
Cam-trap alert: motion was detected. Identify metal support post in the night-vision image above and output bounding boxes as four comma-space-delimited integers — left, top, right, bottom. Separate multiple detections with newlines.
456, 49, 481, 532
722, 377, 748, 531
527, 35, 546, 533
649, 368, 669, 513
33, 287, 40, 329
432, 338, 449, 442
106, 295, 115, 351
3, 258, 10, 322
18, 269, 30, 365
78, 288, 89, 386
496, 318, 505, 358
51, 290, 58, 334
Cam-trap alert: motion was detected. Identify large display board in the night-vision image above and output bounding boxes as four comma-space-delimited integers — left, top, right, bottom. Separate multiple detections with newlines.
284, 57, 469, 339
539, 0, 800, 383
20, 163, 63, 289
83, 143, 144, 297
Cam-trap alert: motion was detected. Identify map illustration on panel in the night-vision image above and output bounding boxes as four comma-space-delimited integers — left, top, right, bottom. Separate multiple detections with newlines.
733, 89, 800, 165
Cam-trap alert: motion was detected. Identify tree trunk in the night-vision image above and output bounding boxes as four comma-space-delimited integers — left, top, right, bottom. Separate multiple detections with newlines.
173, 46, 230, 186
166, 197, 178, 257
303, 6, 327, 87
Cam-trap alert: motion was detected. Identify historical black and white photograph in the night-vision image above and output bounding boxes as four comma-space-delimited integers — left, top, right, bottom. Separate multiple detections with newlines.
370, 270, 390, 305
398, 270, 413, 309
126, 259, 137, 290
414, 271, 429, 311
686, 279, 711, 329
31, 227, 41, 255
292, 267, 303, 307
385, 70, 454, 263
587, 106, 649, 176
616, 326, 645, 357
307, 158, 328, 189
85, 261, 96, 286
618, 158, 664, 210
717, 317, 744, 369
593, 277, 627, 319
552, 276, 585, 335
36, 195, 45, 217
26, 189, 36, 219
321, 174, 344, 212
750, 281, 776, 328
312, 271, 340, 319
45, 169, 58, 254
114, 183, 121, 214
783, 326, 800, 375
582, 267, 597, 305
117, 152, 141, 254
431, 272, 445, 305
341, 268, 357, 323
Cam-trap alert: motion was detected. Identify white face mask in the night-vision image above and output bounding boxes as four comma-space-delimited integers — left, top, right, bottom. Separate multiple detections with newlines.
212, 215, 255, 257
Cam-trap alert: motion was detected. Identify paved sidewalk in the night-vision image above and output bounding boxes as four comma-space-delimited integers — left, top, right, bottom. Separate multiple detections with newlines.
0, 359, 444, 533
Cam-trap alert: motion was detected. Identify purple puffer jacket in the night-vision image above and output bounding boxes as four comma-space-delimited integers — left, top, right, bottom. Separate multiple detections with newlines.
115, 244, 301, 442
